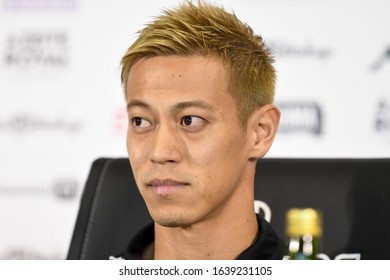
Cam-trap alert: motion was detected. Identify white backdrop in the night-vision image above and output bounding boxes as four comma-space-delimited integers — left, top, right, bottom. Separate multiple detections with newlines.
0, 0, 389, 259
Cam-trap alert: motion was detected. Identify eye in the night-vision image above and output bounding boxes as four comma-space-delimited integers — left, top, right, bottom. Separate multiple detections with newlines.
131, 117, 152, 128
180, 116, 205, 127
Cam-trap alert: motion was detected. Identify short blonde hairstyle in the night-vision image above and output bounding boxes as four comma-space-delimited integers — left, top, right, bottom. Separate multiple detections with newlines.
121, 1, 276, 128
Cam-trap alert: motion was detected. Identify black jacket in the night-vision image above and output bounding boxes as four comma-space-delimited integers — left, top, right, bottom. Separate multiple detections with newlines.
113, 215, 286, 260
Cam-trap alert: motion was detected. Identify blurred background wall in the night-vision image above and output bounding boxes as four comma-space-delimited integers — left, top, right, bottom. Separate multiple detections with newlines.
0, 0, 389, 259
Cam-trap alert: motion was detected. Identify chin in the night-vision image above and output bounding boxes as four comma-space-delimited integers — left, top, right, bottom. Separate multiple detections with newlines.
152, 213, 195, 228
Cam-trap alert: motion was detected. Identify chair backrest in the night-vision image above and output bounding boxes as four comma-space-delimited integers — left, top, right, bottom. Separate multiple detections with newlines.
67, 157, 390, 260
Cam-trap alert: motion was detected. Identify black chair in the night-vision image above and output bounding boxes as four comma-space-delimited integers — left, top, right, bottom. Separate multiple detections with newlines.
67, 157, 390, 260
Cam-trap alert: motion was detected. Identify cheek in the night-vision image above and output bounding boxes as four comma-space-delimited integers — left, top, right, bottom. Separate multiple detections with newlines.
190, 132, 245, 167
190, 135, 245, 187
126, 135, 152, 192
126, 134, 148, 170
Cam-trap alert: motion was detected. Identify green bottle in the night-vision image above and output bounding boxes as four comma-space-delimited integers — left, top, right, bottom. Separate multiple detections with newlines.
285, 208, 323, 260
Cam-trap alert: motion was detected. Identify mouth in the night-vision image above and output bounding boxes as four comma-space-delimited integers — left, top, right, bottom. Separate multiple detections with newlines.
146, 179, 189, 197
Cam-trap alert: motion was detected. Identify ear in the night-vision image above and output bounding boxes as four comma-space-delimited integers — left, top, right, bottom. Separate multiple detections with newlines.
247, 104, 280, 160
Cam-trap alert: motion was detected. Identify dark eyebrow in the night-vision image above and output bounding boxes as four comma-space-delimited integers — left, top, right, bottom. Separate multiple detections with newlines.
126, 99, 151, 111
127, 99, 215, 113
172, 100, 214, 113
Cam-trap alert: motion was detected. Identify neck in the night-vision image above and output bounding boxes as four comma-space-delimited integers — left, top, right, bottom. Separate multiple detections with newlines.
152, 208, 258, 260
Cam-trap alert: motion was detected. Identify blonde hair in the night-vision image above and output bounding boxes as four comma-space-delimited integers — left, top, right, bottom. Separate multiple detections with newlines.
121, 1, 276, 128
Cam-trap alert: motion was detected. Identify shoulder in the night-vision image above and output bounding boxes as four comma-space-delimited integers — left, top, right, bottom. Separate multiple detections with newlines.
109, 222, 155, 260
237, 214, 286, 260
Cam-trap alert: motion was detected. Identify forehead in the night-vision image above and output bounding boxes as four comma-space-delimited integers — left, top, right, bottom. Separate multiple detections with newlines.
126, 55, 230, 101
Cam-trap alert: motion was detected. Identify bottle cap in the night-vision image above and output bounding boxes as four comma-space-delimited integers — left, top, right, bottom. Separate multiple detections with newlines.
286, 208, 323, 237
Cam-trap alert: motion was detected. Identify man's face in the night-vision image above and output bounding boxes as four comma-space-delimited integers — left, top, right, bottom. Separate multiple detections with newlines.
126, 55, 254, 227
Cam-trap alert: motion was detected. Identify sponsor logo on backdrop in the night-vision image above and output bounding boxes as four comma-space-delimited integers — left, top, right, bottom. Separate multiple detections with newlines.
2, 0, 77, 11
375, 98, 390, 140
277, 102, 323, 135
268, 40, 333, 60
0, 179, 79, 200
52, 179, 78, 200
113, 106, 127, 137
0, 114, 81, 134
0, 248, 63, 260
3, 31, 69, 71
371, 46, 390, 72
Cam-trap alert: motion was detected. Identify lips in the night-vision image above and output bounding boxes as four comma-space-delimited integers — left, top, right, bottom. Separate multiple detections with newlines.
146, 179, 189, 197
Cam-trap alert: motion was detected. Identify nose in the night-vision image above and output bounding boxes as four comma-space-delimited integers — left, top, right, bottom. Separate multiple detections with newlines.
150, 123, 182, 165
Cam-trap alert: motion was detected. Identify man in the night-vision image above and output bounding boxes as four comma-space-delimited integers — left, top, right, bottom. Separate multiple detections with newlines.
116, 1, 284, 259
